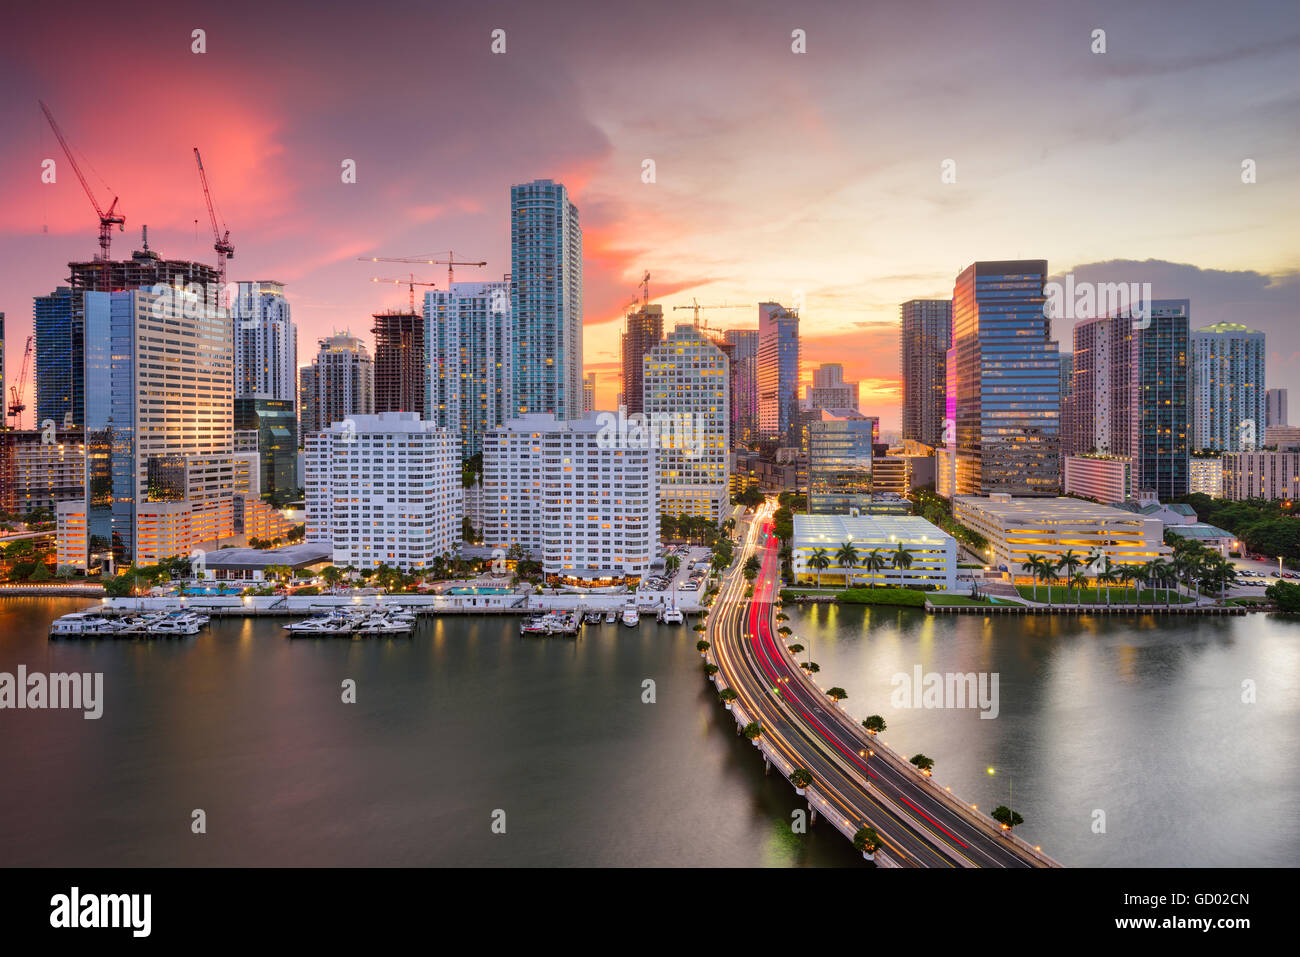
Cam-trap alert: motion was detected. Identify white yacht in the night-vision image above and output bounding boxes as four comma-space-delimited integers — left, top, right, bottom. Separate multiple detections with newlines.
604, 610, 617, 624
661, 607, 684, 625
49, 613, 121, 638
147, 617, 201, 636
621, 606, 640, 627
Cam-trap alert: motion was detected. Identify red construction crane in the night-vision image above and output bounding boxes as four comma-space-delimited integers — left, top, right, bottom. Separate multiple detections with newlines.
39, 101, 125, 261
8, 335, 33, 429
193, 147, 234, 288
357, 252, 486, 292
370, 275, 437, 312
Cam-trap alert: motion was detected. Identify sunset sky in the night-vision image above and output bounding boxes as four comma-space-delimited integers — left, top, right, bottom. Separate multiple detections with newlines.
2, 0, 1297, 430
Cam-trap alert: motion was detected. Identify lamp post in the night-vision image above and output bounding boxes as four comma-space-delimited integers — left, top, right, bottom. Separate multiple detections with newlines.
988, 766, 1011, 832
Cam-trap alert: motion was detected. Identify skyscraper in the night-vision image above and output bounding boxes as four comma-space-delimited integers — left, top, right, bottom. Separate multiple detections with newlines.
510, 179, 583, 419
950, 260, 1060, 496
426, 281, 514, 459
582, 372, 596, 413
724, 328, 758, 448
620, 304, 663, 416
1058, 352, 1075, 455
643, 324, 730, 521
1192, 322, 1265, 452
757, 302, 800, 444
232, 281, 296, 402
1069, 313, 1131, 456
808, 412, 876, 514
806, 363, 859, 412
1130, 301, 1191, 499
300, 333, 374, 435
900, 299, 952, 449
1266, 389, 1289, 427
372, 310, 425, 416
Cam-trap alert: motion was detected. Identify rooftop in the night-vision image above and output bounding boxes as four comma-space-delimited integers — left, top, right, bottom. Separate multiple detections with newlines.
1166, 523, 1236, 541
202, 543, 333, 569
793, 514, 952, 546
955, 495, 1152, 522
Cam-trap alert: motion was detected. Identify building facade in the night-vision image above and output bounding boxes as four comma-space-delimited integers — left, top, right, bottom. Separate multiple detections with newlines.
806, 363, 859, 411
724, 328, 759, 448
582, 372, 595, 413
950, 260, 1061, 496
234, 397, 298, 503
1063, 454, 1131, 504
642, 324, 730, 522
305, 412, 460, 570
1222, 452, 1300, 501
232, 280, 296, 403
900, 299, 952, 449
757, 302, 800, 444
1189, 457, 1223, 498
1130, 301, 1191, 500
791, 514, 957, 591
620, 304, 663, 416
300, 333, 374, 435
1266, 388, 1288, 427
511, 179, 583, 419
808, 413, 876, 514
1192, 322, 1265, 452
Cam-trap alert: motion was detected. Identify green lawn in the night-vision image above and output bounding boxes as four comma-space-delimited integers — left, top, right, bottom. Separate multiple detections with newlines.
835, 587, 928, 607
927, 594, 999, 606
1015, 585, 1193, 605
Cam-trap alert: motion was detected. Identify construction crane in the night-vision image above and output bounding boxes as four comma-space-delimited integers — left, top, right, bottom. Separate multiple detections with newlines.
39, 100, 126, 261
673, 299, 750, 330
370, 275, 437, 312
638, 271, 651, 306
8, 336, 33, 429
357, 252, 486, 292
193, 147, 234, 288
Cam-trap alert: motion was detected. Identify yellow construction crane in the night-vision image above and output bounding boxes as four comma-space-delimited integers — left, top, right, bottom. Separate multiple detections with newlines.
672, 299, 750, 331
358, 252, 486, 292
370, 275, 437, 312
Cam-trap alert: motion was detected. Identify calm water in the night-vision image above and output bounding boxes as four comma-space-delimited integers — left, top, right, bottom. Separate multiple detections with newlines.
793, 605, 1300, 867
2, 599, 1296, 867
0, 599, 859, 867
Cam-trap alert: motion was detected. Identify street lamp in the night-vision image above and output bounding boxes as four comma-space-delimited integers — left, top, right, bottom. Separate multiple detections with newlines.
988, 766, 1011, 831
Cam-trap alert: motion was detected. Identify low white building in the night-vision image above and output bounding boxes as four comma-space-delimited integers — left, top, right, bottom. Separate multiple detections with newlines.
483, 414, 659, 587
1063, 454, 1131, 504
1189, 457, 1223, 498
953, 493, 1171, 579
305, 412, 460, 571
792, 514, 957, 591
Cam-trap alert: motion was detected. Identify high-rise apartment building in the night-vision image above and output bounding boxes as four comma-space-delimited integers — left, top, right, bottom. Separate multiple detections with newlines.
300, 333, 374, 435
1058, 352, 1075, 456
232, 281, 296, 402
806, 363, 859, 412
620, 304, 663, 416
757, 302, 800, 444
724, 328, 759, 448
426, 281, 514, 459
950, 260, 1061, 496
900, 299, 952, 449
1191, 322, 1265, 452
482, 414, 658, 586
808, 412, 876, 514
1130, 301, 1191, 499
643, 324, 730, 522
372, 311, 425, 416
511, 179, 583, 419
1069, 312, 1131, 456
305, 412, 460, 571
1266, 389, 1288, 427
582, 372, 596, 413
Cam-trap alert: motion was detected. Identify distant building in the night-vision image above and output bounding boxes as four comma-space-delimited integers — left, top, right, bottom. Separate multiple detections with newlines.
235, 398, 298, 503
305, 412, 460, 570
1165, 523, 1238, 554
725, 328, 759, 448
620, 304, 663, 416
900, 299, 951, 450
372, 310, 425, 416
0, 429, 84, 515
300, 333, 374, 435
512, 179, 583, 419
808, 413, 876, 514
757, 302, 800, 444
950, 261, 1061, 496
872, 449, 936, 497
1264, 425, 1300, 451
232, 281, 296, 403
1191, 322, 1265, 452
953, 493, 1171, 579
1063, 454, 1131, 504
582, 372, 596, 413
1222, 451, 1300, 502
643, 324, 730, 521
935, 447, 956, 499
805, 363, 858, 412
1189, 457, 1223, 498
1058, 352, 1075, 455
1266, 388, 1288, 427
791, 514, 956, 591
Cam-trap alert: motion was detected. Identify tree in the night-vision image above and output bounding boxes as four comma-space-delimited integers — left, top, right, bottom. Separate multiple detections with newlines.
991, 806, 1024, 831
718, 688, 738, 704
665, 555, 681, 576
800, 661, 820, 673
863, 548, 887, 586
891, 545, 913, 579
825, 687, 848, 702
808, 548, 830, 587
1266, 579, 1300, 613
852, 826, 880, 858
1038, 561, 1058, 607
787, 643, 804, 654
862, 715, 886, 735
791, 768, 812, 789
703, 663, 719, 678
742, 721, 763, 741
1056, 550, 1084, 600
696, 640, 710, 654
835, 541, 860, 586
909, 753, 934, 775
1070, 570, 1089, 604
1023, 553, 1047, 601
743, 555, 761, 581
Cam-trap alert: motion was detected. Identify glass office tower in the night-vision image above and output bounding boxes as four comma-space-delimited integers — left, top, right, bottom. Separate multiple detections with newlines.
808, 414, 876, 514
951, 260, 1061, 496
1131, 300, 1191, 499
900, 299, 952, 449
757, 302, 800, 444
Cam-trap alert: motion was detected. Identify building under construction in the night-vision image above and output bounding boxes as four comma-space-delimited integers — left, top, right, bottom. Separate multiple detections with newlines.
620, 304, 663, 415
372, 311, 426, 416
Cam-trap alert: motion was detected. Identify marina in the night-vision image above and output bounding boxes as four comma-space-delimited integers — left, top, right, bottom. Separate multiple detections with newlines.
49, 610, 209, 638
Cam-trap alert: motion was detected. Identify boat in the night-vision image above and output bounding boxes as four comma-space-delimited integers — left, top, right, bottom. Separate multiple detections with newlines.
661, 607, 684, 625
604, 610, 616, 624
354, 614, 411, 635
520, 616, 548, 635
49, 613, 122, 638
285, 614, 353, 636
147, 618, 201, 636
583, 611, 602, 625
621, 607, 640, 627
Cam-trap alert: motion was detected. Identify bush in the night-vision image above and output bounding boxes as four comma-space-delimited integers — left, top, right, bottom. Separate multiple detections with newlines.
836, 587, 926, 607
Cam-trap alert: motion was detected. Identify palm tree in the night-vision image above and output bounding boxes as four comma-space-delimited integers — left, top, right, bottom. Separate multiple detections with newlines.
835, 542, 860, 587
1147, 558, 1171, 607
1039, 561, 1058, 608
1131, 563, 1151, 606
1071, 570, 1089, 604
909, 753, 935, 775
1057, 550, 1085, 599
891, 545, 913, 583
1094, 555, 1115, 606
809, 548, 831, 587
864, 548, 887, 587
1023, 553, 1047, 601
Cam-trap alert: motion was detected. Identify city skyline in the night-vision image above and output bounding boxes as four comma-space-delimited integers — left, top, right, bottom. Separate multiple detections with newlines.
2, 0, 1297, 430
